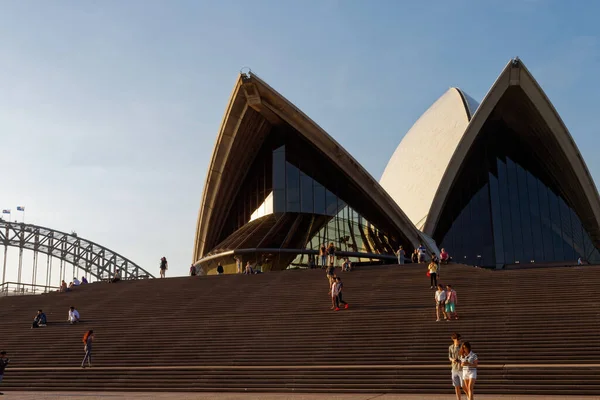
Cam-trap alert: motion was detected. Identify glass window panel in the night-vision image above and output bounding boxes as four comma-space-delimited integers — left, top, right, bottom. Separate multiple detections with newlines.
325, 190, 338, 216
497, 158, 514, 263
516, 164, 534, 262
570, 207, 585, 259
548, 190, 564, 261
489, 171, 505, 266
273, 189, 286, 213
478, 183, 494, 267
313, 183, 325, 215
537, 177, 555, 261
526, 170, 544, 262
300, 173, 314, 213
559, 197, 575, 261
582, 227, 597, 262
272, 146, 285, 190
286, 162, 300, 212
506, 158, 523, 263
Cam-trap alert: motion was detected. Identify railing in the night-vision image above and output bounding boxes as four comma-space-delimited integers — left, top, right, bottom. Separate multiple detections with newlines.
0, 281, 59, 296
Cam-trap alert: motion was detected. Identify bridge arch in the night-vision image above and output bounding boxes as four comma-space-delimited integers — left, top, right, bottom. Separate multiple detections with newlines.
1, 220, 154, 292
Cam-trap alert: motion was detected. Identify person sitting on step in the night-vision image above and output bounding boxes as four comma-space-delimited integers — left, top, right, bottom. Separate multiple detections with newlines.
32, 309, 47, 329
111, 269, 121, 283
341, 258, 352, 272
73, 277, 81, 286
68, 306, 80, 324
81, 276, 88, 284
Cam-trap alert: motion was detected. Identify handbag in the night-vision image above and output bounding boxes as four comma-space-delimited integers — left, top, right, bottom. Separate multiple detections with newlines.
426, 271, 431, 277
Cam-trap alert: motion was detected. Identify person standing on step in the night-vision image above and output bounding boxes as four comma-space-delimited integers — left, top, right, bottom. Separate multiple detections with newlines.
435, 284, 447, 322
319, 244, 327, 268
0, 350, 9, 395
159, 257, 168, 278
417, 243, 427, 263
428, 260, 439, 289
327, 242, 336, 267
235, 256, 242, 274
81, 330, 94, 368
216, 263, 224, 275
335, 276, 348, 310
448, 333, 463, 400
190, 264, 197, 276
396, 246, 405, 265
460, 342, 478, 400
446, 285, 458, 320
440, 248, 450, 264
411, 249, 418, 263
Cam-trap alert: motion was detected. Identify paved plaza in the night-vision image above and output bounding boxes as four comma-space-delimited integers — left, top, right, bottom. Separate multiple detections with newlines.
3, 393, 600, 400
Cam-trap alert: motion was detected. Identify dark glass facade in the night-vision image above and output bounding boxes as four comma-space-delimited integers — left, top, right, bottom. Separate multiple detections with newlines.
434, 118, 600, 268
209, 127, 411, 270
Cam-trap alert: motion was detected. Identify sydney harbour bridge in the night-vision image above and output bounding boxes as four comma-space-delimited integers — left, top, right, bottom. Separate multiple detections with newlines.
0, 219, 154, 295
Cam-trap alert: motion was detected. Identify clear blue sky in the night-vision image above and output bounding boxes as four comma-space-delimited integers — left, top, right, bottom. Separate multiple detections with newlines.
1, 0, 599, 280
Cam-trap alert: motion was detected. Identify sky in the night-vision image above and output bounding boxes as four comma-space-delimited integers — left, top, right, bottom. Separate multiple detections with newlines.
1, 0, 599, 281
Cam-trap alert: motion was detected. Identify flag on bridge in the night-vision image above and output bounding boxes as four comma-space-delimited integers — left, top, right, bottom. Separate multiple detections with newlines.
2, 210, 10, 214
17, 206, 25, 211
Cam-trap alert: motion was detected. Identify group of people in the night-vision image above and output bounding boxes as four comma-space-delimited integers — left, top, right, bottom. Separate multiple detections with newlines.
435, 284, 458, 322
32, 306, 81, 328
59, 276, 89, 292
398, 244, 450, 266
326, 266, 348, 311
449, 333, 478, 400
319, 243, 336, 267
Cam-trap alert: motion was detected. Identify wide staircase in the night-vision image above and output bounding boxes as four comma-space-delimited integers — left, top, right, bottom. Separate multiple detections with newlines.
0, 263, 599, 395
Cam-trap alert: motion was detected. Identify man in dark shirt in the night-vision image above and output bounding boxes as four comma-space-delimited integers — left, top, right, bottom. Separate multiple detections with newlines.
32, 309, 47, 329
0, 350, 9, 395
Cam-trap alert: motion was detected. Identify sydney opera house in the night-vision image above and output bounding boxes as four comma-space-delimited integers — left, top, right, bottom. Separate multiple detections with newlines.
193, 58, 600, 273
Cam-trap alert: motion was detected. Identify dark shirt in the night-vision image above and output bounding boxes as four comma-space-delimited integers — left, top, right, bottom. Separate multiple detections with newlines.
85, 337, 93, 351
327, 246, 335, 255
327, 266, 335, 276
216, 265, 224, 274
160, 260, 167, 269
0, 358, 9, 374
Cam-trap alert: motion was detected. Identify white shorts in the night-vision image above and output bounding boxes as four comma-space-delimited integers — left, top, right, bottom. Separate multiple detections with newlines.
451, 371, 463, 387
463, 370, 477, 380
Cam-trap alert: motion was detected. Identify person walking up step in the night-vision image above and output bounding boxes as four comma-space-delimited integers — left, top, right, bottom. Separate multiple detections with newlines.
448, 333, 464, 400
81, 330, 95, 368
329, 275, 340, 310
335, 276, 349, 309
0, 351, 9, 395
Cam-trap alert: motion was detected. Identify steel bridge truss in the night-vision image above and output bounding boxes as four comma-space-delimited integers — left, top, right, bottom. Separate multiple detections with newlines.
1, 220, 154, 288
